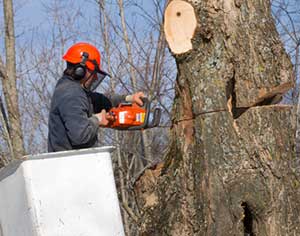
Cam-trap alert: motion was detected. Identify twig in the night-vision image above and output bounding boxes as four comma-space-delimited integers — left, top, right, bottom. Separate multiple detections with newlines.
122, 201, 139, 223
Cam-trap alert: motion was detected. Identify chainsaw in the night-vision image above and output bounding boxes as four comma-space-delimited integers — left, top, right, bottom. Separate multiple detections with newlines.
106, 98, 161, 130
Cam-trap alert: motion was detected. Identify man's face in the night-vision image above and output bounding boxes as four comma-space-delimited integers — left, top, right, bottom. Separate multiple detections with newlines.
83, 69, 97, 88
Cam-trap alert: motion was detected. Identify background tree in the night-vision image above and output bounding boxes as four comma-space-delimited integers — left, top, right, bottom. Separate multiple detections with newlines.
0, 0, 25, 163
1, 0, 174, 233
272, 0, 300, 155
95, 1, 173, 234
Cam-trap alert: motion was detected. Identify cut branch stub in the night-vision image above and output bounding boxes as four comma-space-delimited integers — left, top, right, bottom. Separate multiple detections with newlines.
164, 0, 197, 54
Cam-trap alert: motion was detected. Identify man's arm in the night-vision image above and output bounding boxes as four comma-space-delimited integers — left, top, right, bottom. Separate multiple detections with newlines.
90, 92, 145, 111
89, 92, 113, 113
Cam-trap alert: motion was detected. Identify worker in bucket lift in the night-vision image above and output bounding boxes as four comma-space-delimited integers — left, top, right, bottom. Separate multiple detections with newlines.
48, 42, 144, 152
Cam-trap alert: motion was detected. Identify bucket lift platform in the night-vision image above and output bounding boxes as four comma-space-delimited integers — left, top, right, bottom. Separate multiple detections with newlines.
0, 146, 125, 236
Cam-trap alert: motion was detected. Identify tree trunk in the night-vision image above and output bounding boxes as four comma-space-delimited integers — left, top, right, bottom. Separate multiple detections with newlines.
1, 0, 25, 158
0, 94, 13, 165
134, 1, 299, 235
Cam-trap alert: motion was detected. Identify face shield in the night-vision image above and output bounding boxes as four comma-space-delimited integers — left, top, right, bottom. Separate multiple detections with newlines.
85, 59, 110, 92
89, 71, 109, 91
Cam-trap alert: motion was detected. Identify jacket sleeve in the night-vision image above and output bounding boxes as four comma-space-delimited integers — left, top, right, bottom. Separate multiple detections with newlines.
90, 92, 126, 111
89, 92, 113, 113
58, 91, 99, 147
106, 94, 127, 107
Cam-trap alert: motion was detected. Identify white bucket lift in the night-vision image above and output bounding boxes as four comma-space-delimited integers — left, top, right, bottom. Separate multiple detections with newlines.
0, 146, 125, 236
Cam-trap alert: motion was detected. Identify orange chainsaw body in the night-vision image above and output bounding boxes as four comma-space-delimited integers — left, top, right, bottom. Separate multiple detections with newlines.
106, 98, 161, 130
108, 103, 146, 129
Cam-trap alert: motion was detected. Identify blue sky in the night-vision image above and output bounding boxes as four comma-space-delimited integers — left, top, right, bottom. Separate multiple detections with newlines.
0, 0, 158, 51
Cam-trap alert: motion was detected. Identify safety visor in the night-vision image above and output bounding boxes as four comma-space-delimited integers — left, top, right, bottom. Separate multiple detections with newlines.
89, 60, 111, 91
89, 71, 109, 91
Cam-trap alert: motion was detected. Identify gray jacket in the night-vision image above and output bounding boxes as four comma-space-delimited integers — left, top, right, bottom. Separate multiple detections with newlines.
48, 76, 125, 152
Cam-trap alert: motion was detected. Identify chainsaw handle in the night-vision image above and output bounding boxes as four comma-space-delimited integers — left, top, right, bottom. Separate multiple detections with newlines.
127, 97, 150, 130
141, 97, 150, 109
145, 108, 161, 129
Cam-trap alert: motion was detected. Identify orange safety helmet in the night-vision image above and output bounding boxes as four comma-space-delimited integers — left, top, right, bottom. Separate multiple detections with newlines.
63, 42, 109, 90
62, 42, 105, 73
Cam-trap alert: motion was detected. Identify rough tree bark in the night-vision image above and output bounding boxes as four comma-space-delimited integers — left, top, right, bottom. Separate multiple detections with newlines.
134, 0, 300, 235
1, 0, 25, 159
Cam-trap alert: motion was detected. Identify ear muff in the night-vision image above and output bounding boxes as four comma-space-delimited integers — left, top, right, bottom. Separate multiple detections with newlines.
73, 52, 89, 80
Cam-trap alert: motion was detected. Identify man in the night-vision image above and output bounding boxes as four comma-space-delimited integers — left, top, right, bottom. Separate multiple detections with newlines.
48, 42, 144, 152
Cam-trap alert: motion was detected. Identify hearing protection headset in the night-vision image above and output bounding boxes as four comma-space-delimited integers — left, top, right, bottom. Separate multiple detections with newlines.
73, 52, 89, 80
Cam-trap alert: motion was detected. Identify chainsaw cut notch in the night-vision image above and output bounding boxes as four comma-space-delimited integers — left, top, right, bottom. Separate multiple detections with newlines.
226, 73, 293, 119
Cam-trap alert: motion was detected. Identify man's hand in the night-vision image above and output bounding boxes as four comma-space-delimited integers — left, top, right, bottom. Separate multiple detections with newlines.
94, 109, 115, 126
126, 92, 145, 106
